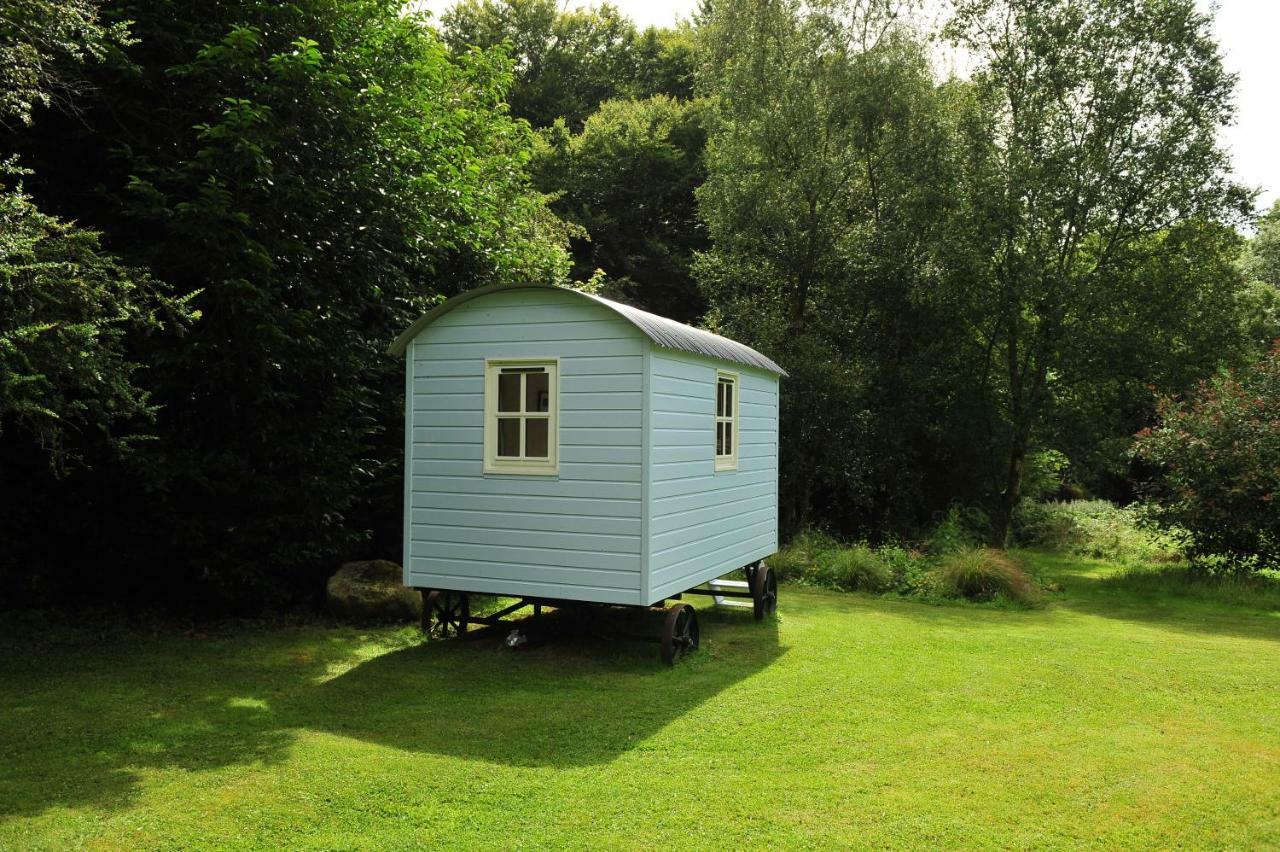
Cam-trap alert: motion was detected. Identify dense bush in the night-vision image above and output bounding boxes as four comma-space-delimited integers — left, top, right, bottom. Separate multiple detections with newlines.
1132, 346, 1280, 572
934, 548, 1039, 606
1013, 500, 1180, 565
1, 0, 568, 610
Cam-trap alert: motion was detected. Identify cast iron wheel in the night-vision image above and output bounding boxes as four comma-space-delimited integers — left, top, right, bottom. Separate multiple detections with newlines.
660, 603, 700, 666
423, 590, 470, 639
751, 562, 777, 620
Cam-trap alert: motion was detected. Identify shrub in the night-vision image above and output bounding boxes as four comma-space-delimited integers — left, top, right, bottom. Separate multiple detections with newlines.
1132, 345, 1280, 572
934, 548, 1039, 606
928, 505, 992, 555
769, 530, 840, 582
813, 545, 892, 592
1013, 500, 1180, 565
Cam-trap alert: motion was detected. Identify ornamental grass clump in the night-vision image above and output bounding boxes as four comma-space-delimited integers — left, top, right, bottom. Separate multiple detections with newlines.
935, 548, 1039, 606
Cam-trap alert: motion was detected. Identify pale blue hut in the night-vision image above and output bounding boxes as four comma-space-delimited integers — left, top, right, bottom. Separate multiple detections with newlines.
388, 283, 784, 657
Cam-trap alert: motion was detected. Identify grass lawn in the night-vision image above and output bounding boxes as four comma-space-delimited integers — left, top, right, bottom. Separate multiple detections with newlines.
1, 552, 1277, 849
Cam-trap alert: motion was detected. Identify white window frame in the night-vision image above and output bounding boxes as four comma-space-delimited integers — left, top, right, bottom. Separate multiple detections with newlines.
483, 357, 559, 476
715, 370, 739, 472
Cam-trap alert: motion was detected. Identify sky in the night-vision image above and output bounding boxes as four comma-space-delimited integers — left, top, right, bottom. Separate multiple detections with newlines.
422, 0, 1280, 214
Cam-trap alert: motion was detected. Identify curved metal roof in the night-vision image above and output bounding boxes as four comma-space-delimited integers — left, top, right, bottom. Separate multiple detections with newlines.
388, 283, 787, 376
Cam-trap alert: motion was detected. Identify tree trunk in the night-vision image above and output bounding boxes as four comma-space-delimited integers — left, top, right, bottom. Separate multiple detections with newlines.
991, 427, 1029, 548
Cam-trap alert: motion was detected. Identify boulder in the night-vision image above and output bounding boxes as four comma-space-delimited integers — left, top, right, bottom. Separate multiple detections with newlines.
326, 560, 422, 622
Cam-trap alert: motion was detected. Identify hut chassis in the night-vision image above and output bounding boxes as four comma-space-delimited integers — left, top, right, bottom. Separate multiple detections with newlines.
419, 560, 777, 666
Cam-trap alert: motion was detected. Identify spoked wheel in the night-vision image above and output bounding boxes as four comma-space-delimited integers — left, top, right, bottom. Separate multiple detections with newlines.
423, 590, 470, 639
660, 603, 700, 666
751, 562, 777, 621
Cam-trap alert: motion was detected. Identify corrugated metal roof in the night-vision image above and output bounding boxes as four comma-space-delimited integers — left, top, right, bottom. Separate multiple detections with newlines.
387, 283, 787, 376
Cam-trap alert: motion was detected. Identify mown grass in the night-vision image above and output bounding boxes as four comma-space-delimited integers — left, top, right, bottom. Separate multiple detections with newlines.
1, 552, 1278, 849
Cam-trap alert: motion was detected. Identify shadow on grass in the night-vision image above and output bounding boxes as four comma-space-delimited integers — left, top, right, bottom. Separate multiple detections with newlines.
0, 605, 782, 819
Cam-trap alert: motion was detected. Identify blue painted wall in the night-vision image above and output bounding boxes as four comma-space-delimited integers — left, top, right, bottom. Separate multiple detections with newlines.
645, 349, 780, 602
405, 287, 645, 604
402, 286, 780, 606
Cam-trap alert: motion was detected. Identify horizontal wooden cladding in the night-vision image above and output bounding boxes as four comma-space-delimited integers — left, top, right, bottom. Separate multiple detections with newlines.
413, 339, 644, 363
411, 426, 640, 447
413, 373, 642, 396
411, 523, 638, 555
651, 452, 775, 481
411, 410, 640, 429
406, 570, 641, 605
651, 504, 774, 557
409, 541, 639, 574
650, 491, 773, 535
413, 443, 641, 465
651, 390, 712, 416
408, 559, 638, 591
413, 394, 641, 415
650, 466, 775, 500
411, 475, 640, 501
651, 444, 714, 465
412, 459, 641, 483
652, 526, 776, 585
417, 319, 637, 346
649, 535, 776, 602
414, 354, 641, 378
414, 490, 639, 519
650, 478, 776, 515
412, 506, 640, 536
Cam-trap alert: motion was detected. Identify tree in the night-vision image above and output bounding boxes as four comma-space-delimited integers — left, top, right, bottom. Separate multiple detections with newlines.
944, 0, 1254, 544
535, 95, 708, 321
6, 0, 568, 608
0, 0, 131, 129
0, 168, 194, 472
695, 0, 982, 534
440, 0, 640, 128
1133, 344, 1280, 572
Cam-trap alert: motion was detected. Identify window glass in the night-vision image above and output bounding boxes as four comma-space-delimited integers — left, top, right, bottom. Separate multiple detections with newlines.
497, 417, 520, 456
715, 373, 738, 471
498, 372, 521, 412
486, 360, 557, 473
527, 372, 550, 412
525, 418, 549, 457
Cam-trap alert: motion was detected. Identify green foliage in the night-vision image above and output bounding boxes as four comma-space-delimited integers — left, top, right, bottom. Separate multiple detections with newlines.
535, 95, 707, 320
927, 505, 992, 556
441, 0, 679, 129
0, 170, 194, 470
1132, 347, 1280, 572
934, 548, 1039, 606
1241, 200, 1280, 288
696, 0, 983, 536
0, 0, 132, 128
944, 0, 1254, 543
2, 0, 569, 608
1014, 500, 1181, 565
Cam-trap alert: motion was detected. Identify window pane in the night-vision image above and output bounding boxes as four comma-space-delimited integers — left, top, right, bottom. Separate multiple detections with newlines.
498, 373, 520, 412
497, 417, 520, 456
717, 381, 725, 417
725, 381, 733, 414
525, 418, 549, 457
527, 371, 550, 413
725, 422, 733, 456
716, 421, 724, 456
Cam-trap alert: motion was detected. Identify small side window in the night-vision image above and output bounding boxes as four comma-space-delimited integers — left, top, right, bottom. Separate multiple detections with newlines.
484, 359, 558, 475
715, 371, 738, 471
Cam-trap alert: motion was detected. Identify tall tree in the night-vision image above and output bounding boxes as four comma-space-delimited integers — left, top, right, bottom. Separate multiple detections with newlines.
440, 0, 641, 128
944, 0, 1253, 544
535, 95, 708, 321
696, 0, 979, 534
7, 0, 568, 608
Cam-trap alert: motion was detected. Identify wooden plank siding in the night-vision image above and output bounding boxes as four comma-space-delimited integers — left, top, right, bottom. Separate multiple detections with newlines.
645, 349, 780, 602
404, 287, 647, 605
